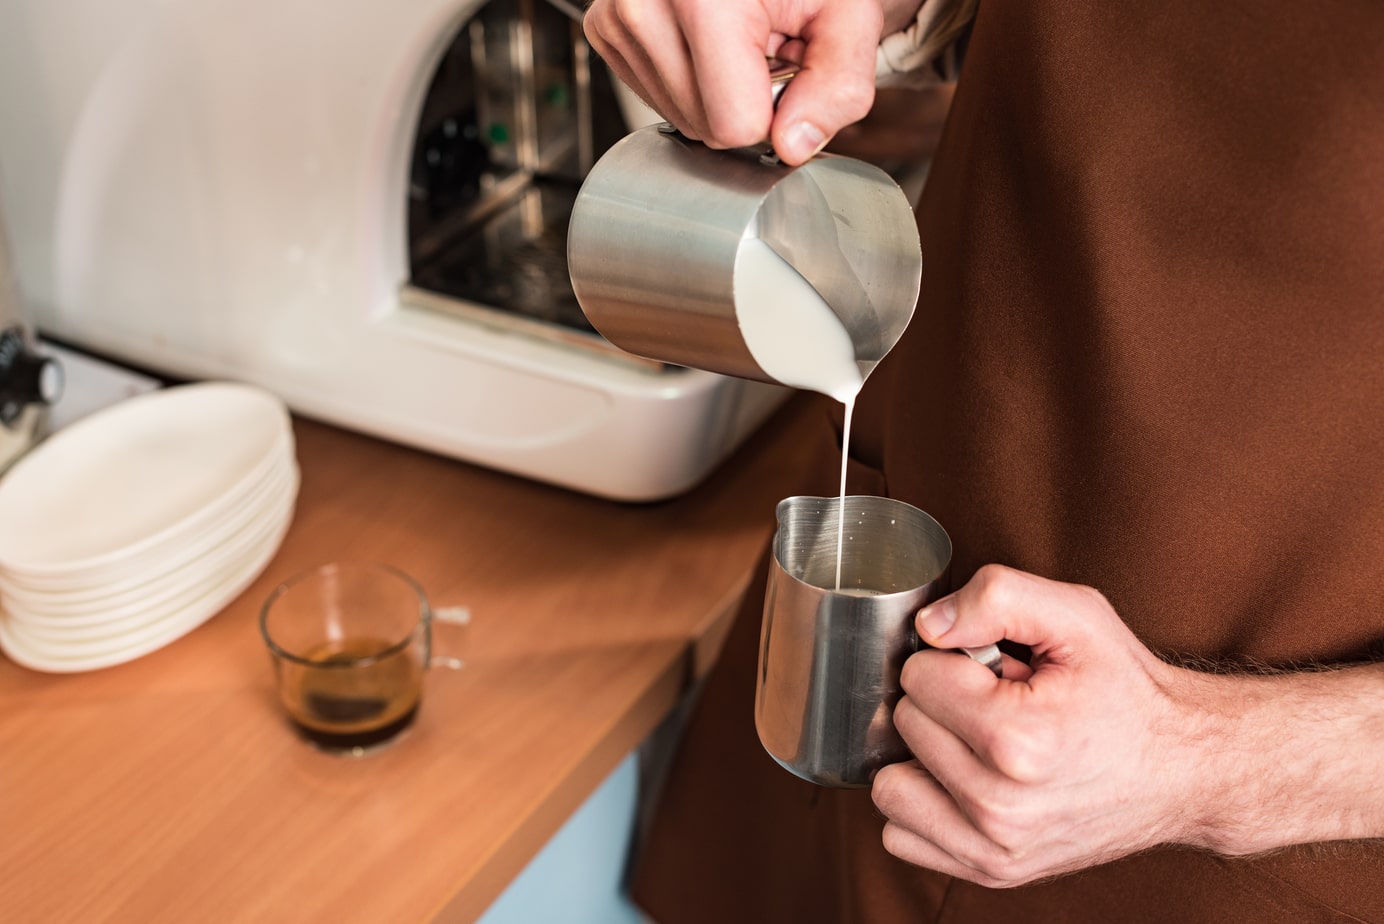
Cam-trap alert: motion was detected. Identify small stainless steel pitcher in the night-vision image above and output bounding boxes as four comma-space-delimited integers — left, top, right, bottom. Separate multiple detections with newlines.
567, 98, 921, 386
756, 495, 1001, 788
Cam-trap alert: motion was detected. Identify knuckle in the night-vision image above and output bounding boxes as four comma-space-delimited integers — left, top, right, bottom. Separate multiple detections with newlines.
829, 76, 876, 124
971, 801, 1024, 851
890, 699, 928, 753
879, 820, 912, 860
582, 9, 610, 48
966, 823, 1039, 886
971, 563, 1021, 610
671, 0, 716, 33
607, 0, 649, 35
974, 856, 1031, 889
702, 112, 765, 150
898, 651, 928, 694
890, 696, 913, 736
1071, 581, 1114, 620
987, 722, 1058, 784
870, 763, 909, 817
607, 0, 676, 52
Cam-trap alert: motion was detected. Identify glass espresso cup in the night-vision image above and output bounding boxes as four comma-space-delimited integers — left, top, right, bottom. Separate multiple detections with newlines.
260, 562, 450, 756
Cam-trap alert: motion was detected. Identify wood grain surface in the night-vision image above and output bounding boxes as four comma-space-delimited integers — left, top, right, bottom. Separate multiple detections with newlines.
0, 394, 830, 923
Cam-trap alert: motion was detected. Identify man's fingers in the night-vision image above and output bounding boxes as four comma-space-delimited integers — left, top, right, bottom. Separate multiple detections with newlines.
586, 0, 887, 163
672, 0, 777, 148
585, 0, 702, 137
770, 0, 881, 163
903, 647, 1012, 728
872, 762, 1003, 880
916, 564, 1107, 664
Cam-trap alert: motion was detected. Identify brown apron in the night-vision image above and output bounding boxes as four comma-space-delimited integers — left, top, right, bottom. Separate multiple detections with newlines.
631, 0, 1384, 921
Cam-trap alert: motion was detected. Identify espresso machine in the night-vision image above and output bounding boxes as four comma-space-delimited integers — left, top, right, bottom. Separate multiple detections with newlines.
0, 0, 784, 501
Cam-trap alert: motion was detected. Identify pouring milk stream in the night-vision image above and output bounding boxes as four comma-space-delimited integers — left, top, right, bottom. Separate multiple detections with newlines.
733, 226, 865, 588
566, 68, 1011, 792
566, 63, 923, 587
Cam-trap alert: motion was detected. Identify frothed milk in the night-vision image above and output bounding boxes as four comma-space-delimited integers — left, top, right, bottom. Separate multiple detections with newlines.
733, 239, 863, 404
734, 237, 865, 589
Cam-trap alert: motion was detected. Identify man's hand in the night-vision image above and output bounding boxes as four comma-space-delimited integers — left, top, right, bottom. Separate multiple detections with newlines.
872, 564, 1384, 886
583, 0, 890, 164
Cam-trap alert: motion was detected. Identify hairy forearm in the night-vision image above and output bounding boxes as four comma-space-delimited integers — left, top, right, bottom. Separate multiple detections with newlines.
1172, 661, 1384, 855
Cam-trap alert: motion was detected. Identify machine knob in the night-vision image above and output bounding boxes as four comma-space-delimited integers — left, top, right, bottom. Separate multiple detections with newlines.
0, 325, 64, 427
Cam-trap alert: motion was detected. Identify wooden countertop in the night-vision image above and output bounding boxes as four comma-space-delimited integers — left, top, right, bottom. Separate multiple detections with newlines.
0, 395, 828, 923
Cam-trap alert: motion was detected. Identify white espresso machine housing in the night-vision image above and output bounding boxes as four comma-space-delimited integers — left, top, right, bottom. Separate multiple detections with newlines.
0, 0, 785, 501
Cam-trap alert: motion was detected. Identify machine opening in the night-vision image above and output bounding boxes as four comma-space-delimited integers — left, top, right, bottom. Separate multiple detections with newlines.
405, 0, 633, 343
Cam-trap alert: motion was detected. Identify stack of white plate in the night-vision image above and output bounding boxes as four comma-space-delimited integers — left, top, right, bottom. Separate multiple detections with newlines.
0, 382, 298, 673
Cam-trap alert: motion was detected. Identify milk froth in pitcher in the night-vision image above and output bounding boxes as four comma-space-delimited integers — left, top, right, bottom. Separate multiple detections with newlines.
732, 230, 868, 586
568, 64, 920, 371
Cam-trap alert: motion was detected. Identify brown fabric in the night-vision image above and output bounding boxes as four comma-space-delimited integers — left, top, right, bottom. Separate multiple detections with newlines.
631, 0, 1384, 921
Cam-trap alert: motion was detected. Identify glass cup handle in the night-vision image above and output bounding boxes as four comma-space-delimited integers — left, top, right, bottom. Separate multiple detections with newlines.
430, 605, 471, 670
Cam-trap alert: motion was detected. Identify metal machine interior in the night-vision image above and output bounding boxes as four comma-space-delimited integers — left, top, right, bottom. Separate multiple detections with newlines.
406, 0, 633, 345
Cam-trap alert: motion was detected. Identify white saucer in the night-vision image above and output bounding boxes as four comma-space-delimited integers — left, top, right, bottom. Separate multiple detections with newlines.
0, 459, 297, 607
0, 382, 291, 575
2, 467, 298, 631
0, 496, 295, 672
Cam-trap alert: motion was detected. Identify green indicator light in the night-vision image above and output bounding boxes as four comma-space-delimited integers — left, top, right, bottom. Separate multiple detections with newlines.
545, 84, 569, 107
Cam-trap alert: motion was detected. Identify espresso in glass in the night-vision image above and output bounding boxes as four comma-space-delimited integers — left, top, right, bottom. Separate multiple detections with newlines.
279, 635, 425, 751
261, 563, 430, 755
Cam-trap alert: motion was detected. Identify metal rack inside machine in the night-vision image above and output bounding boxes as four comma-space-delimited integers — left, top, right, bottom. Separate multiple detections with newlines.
404, 0, 643, 360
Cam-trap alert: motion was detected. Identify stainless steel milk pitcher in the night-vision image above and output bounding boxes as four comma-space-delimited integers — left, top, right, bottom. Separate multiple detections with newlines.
567, 97, 922, 386
756, 496, 1001, 788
